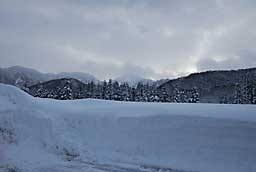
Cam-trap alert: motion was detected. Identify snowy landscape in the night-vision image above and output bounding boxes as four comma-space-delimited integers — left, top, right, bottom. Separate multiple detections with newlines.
1, 83, 256, 172
1, 1, 256, 172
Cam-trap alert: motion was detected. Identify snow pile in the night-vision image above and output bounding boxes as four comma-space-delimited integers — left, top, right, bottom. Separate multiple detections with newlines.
0, 83, 256, 172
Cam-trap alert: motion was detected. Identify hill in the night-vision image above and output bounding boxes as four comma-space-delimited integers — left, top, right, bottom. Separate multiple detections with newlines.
28, 78, 87, 99
158, 68, 256, 103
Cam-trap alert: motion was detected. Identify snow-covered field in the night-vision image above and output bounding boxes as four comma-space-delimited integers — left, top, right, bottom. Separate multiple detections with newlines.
0, 83, 256, 172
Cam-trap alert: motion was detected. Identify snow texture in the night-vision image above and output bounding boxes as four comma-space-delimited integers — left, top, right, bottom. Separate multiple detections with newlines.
0, 83, 256, 172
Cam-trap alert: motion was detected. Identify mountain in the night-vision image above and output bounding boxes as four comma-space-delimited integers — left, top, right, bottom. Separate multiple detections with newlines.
0, 66, 155, 89
158, 67, 256, 103
0, 66, 98, 88
50, 72, 97, 83
152, 78, 170, 87
28, 78, 87, 99
0, 66, 47, 87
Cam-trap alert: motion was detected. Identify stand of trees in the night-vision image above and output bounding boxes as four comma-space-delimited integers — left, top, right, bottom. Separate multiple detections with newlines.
233, 79, 256, 104
72, 79, 200, 103
220, 72, 256, 104
28, 73, 256, 104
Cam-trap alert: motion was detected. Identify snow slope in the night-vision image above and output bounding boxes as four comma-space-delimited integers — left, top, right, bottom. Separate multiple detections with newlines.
0, 83, 256, 172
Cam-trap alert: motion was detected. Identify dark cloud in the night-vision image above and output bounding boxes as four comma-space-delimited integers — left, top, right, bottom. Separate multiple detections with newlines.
0, 0, 255, 79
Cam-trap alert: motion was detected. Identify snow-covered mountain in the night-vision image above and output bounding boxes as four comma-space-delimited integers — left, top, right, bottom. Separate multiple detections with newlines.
0, 66, 48, 87
1, 83, 256, 172
0, 66, 98, 88
50, 72, 97, 83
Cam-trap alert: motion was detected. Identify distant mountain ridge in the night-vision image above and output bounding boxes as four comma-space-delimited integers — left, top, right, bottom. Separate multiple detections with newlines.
0, 66, 158, 87
0, 66, 98, 88
1, 65, 256, 104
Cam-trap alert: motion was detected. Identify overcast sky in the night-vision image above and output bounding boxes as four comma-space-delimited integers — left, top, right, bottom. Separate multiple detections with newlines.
0, 0, 256, 80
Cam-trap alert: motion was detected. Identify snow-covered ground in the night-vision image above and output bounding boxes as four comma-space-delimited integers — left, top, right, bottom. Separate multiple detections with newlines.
0, 83, 256, 172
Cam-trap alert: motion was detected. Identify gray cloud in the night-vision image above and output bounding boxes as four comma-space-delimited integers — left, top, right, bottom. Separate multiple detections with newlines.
197, 50, 256, 71
79, 61, 157, 80
0, 0, 255, 80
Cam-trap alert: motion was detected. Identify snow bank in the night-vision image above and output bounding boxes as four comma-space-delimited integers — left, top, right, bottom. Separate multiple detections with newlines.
0, 83, 256, 172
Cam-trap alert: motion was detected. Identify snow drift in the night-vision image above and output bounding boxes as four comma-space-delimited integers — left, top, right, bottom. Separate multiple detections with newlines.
0, 83, 256, 172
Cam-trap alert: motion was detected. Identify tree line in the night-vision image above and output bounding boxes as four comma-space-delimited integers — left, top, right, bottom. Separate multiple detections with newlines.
221, 72, 256, 104
28, 74, 256, 104
61, 79, 200, 103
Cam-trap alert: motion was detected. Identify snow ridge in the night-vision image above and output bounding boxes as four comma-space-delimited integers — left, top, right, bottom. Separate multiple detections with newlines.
0, 84, 256, 172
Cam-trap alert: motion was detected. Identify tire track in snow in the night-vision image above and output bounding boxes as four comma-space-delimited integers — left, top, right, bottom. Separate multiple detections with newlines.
38, 160, 195, 172
70, 160, 195, 172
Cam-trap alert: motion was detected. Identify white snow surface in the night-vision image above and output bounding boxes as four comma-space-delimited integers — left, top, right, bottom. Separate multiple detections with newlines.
0, 83, 256, 172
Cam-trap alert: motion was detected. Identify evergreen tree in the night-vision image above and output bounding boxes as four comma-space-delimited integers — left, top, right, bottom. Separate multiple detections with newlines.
190, 87, 199, 103
106, 79, 113, 100
60, 81, 72, 100
136, 82, 145, 102
234, 82, 243, 104
112, 81, 121, 100
88, 81, 95, 98
180, 90, 187, 103
130, 87, 136, 101
95, 83, 103, 99
102, 80, 107, 99
173, 87, 181, 103
160, 86, 169, 102
120, 82, 130, 101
